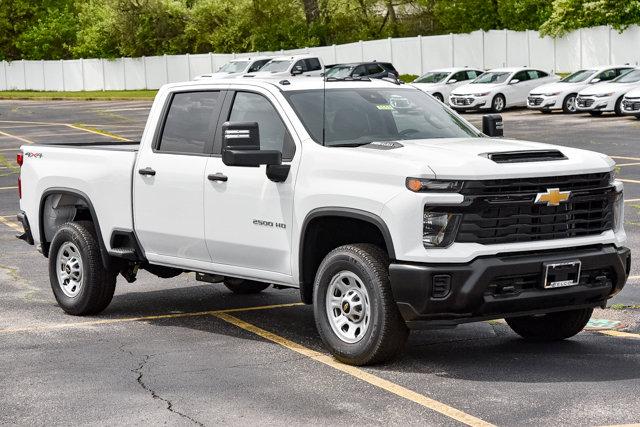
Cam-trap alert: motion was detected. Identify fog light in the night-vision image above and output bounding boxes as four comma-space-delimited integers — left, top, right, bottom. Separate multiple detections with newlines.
423, 210, 460, 247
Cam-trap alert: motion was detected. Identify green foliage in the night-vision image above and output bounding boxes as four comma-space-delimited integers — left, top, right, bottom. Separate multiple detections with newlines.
1, 0, 639, 60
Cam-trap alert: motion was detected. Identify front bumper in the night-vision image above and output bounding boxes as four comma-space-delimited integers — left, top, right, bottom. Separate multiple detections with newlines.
621, 98, 640, 115
449, 95, 490, 110
527, 95, 561, 110
576, 96, 615, 112
389, 245, 630, 328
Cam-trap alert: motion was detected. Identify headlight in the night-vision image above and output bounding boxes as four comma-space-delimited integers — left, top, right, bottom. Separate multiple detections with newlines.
595, 93, 613, 97
613, 190, 624, 232
423, 210, 461, 247
543, 92, 560, 96
406, 178, 463, 192
473, 92, 490, 96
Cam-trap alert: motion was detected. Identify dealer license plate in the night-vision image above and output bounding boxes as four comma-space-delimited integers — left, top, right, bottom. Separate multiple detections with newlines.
543, 260, 581, 289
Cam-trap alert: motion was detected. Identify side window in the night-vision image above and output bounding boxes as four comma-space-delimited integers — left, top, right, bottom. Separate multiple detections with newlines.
598, 69, 617, 81
512, 71, 529, 82
616, 68, 633, 77
537, 70, 548, 78
157, 91, 221, 154
228, 92, 295, 160
248, 60, 269, 73
305, 58, 322, 71
293, 60, 307, 72
353, 65, 366, 76
526, 70, 539, 80
466, 70, 480, 80
366, 64, 385, 75
451, 71, 468, 82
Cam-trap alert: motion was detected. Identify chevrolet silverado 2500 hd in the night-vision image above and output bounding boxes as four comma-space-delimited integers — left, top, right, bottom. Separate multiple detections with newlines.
17, 78, 630, 365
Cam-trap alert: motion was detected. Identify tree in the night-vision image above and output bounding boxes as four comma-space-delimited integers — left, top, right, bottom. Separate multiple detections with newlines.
15, 5, 78, 60
433, 0, 501, 33
540, 0, 640, 36
497, 0, 552, 31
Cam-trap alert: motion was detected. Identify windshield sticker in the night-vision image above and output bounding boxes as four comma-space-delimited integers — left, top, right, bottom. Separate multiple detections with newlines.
376, 104, 394, 110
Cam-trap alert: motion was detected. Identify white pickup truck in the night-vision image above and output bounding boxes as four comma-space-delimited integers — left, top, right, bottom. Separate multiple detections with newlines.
17, 77, 630, 365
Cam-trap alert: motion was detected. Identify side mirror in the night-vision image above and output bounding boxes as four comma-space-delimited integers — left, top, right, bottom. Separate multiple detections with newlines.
447, 79, 457, 84
221, 122, 281, 167
509, 79, 520, 85
591, 78, 601, 84
482, 114, 503, 137
291, 65, 303, 76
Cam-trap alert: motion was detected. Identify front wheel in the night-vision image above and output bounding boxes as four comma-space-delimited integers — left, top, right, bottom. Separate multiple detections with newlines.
313, 244, 408, 366
505, 308, 593, 341
491, 94, 506, 113
562, 93, 578, 113
614, 96, 624, 116
432, 92, 444, 103
49, 221, 117, 315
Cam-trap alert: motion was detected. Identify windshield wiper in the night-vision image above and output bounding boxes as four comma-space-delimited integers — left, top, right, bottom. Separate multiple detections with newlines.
328, 141, 373, 147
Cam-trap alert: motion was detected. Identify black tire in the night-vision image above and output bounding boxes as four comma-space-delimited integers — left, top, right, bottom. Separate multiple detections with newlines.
223, 278, 270, 294
505, 308, 593, 341
636, 114, 640, 120
491, 94, 506, 113
313, 244, 408, 366
589, 111, 603, 116
540, 108, 552, 114
562, 93, 578, 114
432, 92, 444, 103
48, 221, 117, 315
614, 96, 624, 116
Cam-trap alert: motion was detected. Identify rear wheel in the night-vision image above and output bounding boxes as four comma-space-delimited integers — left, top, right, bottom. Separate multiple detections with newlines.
313, 244, 408, 366
49, 221, 117, 315
505, 308, 593, 341
562, 93, 578, 113
223, 278, 270, 294
491, 94, 506, 113
589, 111, 603, 117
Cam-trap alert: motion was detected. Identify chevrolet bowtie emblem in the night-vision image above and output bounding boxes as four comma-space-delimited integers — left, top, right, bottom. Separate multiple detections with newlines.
535, 188, 571, 206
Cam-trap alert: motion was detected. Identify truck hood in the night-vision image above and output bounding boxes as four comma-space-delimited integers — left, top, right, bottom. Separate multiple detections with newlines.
579, 81, 640, 96
451, 83, 503, 95
353, 138, 613, 180
530, 81, 586, 95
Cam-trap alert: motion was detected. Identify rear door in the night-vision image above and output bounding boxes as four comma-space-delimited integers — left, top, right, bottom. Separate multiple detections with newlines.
133, 90, 224, 263
203, 88, 299, 276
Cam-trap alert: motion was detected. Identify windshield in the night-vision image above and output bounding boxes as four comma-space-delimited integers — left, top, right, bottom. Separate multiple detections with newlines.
260, 60, 292, 72
561, 69, 596, 83
472, 72, 510, 84
414, 72, 449, 84
285, 88, 480, 147
325, 66, 355, 78
614, 69, 640, 83
219, 61, 249, 73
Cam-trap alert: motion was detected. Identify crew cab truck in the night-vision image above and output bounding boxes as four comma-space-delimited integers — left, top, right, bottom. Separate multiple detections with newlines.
17, 78, 630, 366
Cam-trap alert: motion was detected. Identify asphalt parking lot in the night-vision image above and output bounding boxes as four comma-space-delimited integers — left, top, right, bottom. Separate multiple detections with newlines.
1, 99, 639, 426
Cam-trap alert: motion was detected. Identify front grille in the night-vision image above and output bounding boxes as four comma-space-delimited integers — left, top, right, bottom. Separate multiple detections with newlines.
455, 173, 614, 245
528, 96, 543, 106
451, 97, 473, 106
577, 97, 594, 108
622, 98, 640, 111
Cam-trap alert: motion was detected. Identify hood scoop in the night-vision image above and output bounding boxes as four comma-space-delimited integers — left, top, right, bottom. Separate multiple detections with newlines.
481, 150, 567, 163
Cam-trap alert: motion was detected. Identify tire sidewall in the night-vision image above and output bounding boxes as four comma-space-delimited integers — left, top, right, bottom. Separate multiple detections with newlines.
563, 93, 577, 113
492, 94, 505, 112
313, 252, 384, 362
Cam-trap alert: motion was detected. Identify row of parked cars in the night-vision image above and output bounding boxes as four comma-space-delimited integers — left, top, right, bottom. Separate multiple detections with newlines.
194, 54, 640, 119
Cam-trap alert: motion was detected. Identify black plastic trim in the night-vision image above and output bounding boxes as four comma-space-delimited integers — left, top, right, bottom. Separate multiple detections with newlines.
16, 211, 34, 244
109, 228, 146, 262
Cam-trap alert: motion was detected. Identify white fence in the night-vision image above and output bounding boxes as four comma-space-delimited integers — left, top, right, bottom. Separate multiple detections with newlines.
1, 25, 639, 91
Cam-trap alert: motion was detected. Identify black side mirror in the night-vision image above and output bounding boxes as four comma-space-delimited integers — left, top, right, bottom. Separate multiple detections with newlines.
482, 114, 503, 137
221, 122, 281, 167
291, 65, 303, 76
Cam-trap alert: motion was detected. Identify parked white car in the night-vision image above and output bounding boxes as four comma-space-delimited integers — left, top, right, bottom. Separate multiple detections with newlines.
621, 86, 640, 118
576, 68, 640, 116
450, 67, 558, 113
193, 56, 272, 80
527, 66, 634, 113
248, 55, 324, 79
410, 68, 483, 103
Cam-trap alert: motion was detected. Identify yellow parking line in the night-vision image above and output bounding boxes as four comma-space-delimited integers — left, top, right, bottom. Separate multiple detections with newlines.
215, 312, 494, 427
0, 186, 18, 191
617, 162, 640, 167
625, 199, 640, 203
0, 130, 33, 144
0, 302, 304, 334
620, 179, 640, 184
612, 156, 640, 162
0, 215, 22, 232
596, 330, 640, 340
66, 124, 131, 141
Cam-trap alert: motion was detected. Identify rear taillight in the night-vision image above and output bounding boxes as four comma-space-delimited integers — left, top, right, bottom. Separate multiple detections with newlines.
17, 152, 22, 199
17, 152, 23, 167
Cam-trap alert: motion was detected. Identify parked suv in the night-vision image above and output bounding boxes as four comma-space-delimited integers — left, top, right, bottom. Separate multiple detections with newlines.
16, 78, 630, 366
325, 62, 399, 80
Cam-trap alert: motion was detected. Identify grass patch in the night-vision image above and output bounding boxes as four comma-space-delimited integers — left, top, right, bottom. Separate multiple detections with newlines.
610, 303, 640, 310
0, 90, 157, 100
0, 154, 19, 177
399, 74, 418, 83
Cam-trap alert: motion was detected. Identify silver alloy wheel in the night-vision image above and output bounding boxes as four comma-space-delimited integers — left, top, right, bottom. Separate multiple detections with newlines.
493, 96, 505, 111
325, 271, 371, 344
56, 242, 84, 298
566, 95, 577, 112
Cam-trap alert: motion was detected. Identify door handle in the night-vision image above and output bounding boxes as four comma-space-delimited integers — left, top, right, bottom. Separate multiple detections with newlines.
208, 173, 228, 182
138, 167, 156, 176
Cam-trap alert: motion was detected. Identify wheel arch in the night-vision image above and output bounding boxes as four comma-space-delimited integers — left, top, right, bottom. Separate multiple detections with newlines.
39, 187, 111, 269
298, 207, 395, 304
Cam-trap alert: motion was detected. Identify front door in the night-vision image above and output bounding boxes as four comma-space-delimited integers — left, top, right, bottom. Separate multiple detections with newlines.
133, 90, 223, 263
204, 89, 299, 276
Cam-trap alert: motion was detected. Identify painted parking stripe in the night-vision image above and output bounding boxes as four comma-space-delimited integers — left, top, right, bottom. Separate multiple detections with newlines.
66, 124, 131, 141
0, 302, 304, 334
617, 162, 640, 167
215, 312, 494, 427
0, 186, 18, 191
0, 215, 21, 232
612, 156, 640, 162
620, 179, 640, 184
0, 130, 33, 144
597, 330, 640, 340
625, 199, 640, 203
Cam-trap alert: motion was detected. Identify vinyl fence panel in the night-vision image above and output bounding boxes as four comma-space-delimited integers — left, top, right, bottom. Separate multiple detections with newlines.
24, 60, 45, 91
421, 34, 454, 71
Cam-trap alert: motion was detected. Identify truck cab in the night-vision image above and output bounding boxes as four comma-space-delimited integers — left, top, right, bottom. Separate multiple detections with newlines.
17, 78, 630, 366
